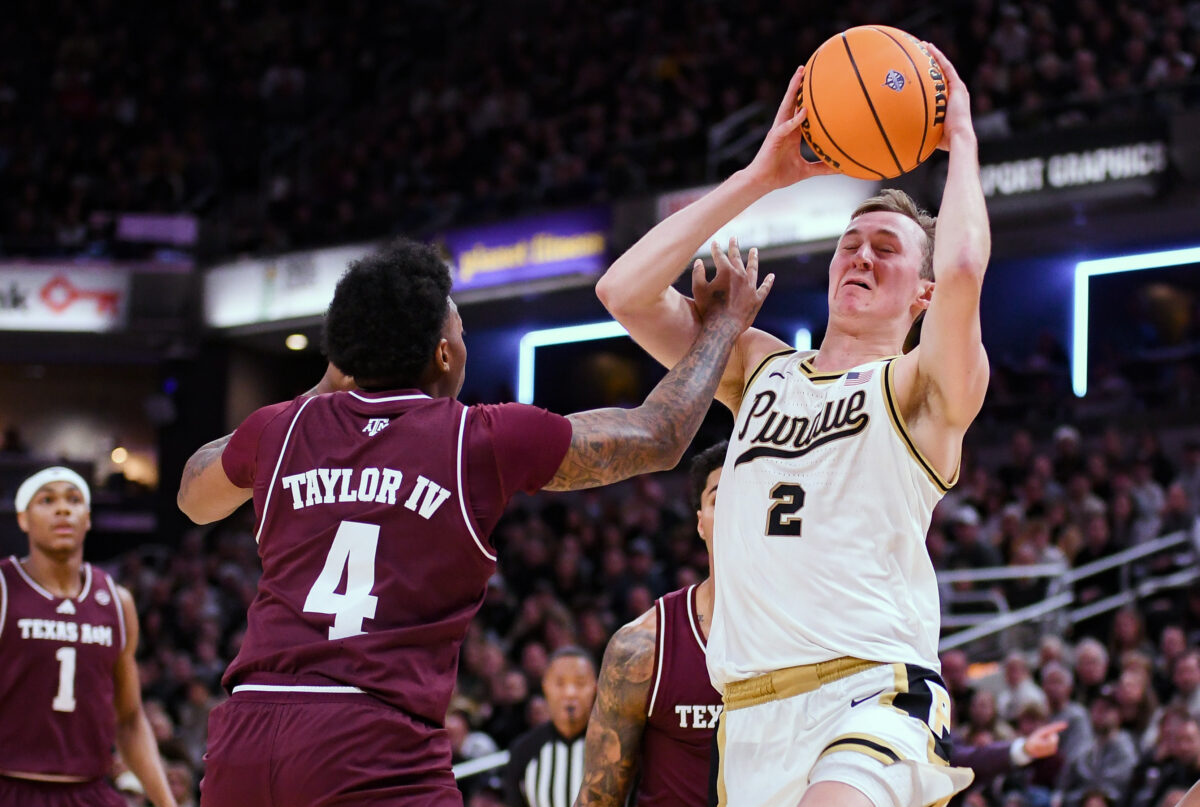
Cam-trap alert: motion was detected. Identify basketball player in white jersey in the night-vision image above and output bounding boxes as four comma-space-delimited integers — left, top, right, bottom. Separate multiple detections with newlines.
594, 44, 987, 807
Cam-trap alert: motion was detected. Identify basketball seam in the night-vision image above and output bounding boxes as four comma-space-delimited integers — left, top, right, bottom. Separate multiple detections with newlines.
872, 26, 929, 166
839, 32, 904, 176
806, 44, 886, 180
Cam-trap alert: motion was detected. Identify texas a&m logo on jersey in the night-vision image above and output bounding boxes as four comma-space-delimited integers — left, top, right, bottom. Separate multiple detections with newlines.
362, 418, 390, 437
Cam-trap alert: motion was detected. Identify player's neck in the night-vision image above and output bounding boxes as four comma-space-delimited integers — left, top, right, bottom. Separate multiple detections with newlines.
21, 552, 84, 598
812, 327, 902, 372
695, 576, 714, 640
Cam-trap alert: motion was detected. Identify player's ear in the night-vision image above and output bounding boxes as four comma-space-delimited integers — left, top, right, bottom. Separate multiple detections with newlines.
434, 337, 451, 372
916, 279, 934, 311
16, 511, 29, 534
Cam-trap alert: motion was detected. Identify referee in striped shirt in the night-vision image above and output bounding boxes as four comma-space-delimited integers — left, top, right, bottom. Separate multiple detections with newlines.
504, 646, 597, 807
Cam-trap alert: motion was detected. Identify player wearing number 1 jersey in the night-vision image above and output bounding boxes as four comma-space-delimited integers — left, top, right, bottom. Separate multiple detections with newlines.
597, 47, 988, 807
177, 237, 772, 806
0, 467, 175, 807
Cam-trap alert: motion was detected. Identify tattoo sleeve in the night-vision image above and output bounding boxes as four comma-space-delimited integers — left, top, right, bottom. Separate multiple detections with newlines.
177, 433, 232, 504
545, 315, 742, 491
575, 623, 656, 807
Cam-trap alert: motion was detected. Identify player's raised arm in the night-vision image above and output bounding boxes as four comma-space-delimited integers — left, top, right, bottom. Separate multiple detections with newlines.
545, 243, 772, 491
574, 615, 656, 807
595, 66, 833, 409
909, 43, 991, 431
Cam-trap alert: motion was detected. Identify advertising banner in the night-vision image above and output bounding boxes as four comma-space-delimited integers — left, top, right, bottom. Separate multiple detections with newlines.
0, 264, 130, 332
441, 208, 611, 291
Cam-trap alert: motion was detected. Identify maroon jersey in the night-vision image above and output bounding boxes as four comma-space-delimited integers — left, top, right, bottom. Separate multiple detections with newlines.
221, 390, 571, 725
636, 585, 723, 806
0, 558, 126, 778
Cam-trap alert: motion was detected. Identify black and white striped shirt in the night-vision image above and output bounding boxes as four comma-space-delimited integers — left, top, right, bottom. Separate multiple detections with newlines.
503, 722, 586, 807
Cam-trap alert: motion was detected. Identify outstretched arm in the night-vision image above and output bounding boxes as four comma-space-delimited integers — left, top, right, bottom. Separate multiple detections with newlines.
177, 363, 355, 523
575, 614, 657, 806
595, 66, 833, 409
546, 244, 772, 491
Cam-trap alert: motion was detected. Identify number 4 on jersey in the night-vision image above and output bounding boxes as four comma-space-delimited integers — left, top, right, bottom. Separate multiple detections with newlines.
304, 520, 380, 640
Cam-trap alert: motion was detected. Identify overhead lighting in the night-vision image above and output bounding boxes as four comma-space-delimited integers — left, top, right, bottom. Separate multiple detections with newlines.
285, 333, 309, 351
517, 321, 817, 405
111, 447, 128, 464
1072, 246, 1200, 397
518, 321, 628, 404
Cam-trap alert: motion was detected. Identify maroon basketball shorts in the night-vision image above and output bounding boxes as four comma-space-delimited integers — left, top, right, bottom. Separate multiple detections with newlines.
0, 775, 126, 807
201, 689, 461, 806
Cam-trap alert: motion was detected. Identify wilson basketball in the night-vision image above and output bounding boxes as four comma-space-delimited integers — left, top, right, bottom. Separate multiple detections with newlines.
796, 26, 946, 180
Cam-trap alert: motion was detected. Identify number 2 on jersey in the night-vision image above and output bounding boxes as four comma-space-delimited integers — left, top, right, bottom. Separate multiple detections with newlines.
303, 520, 380, 640
766, 482, 806, 536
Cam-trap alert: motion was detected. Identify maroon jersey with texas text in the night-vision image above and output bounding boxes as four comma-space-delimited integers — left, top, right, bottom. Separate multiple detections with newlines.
636, 584, 723, 806
221, 389, 571, 726
0, 558, 126, 778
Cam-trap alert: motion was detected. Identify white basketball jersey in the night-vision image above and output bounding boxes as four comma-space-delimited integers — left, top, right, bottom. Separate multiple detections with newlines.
707, 350, 953, 688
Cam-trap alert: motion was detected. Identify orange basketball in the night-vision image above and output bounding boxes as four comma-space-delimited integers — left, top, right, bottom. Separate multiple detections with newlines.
796, 26, 946, 180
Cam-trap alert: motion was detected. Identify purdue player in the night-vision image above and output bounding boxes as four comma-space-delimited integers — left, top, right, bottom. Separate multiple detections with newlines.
0, 467, 176, 807
595, 44, 987, 807
575, 442, 727, 807
177, 237, 771, 806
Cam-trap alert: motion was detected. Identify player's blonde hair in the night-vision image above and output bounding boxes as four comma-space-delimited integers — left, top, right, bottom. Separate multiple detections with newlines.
851, 189, 936, 281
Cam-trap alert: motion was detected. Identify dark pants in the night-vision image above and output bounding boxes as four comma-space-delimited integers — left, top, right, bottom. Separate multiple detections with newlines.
0, 775, 126, 807
201, 690, 461, 806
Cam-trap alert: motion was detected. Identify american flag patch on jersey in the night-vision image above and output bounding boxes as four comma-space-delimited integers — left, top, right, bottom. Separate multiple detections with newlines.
845, 369, 874, 386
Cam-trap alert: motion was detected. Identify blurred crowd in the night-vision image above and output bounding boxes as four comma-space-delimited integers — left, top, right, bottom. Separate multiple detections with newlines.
0, 0, 1198, 260
74, 413, 1199, 805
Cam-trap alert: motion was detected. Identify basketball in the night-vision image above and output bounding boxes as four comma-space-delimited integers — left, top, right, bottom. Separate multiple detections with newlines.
796, 26, 946, 180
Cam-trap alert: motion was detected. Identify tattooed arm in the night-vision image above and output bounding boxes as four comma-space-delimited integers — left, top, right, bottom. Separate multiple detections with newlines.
177, 363, 354, 524
545, 242, 772, 491
575, 611, 657, 807
177, 432, 250, 524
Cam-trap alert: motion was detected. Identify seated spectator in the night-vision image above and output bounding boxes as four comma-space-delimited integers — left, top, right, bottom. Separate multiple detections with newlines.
1042, 661, 1095, 766
1074, 639, 1113, 703
1059, 687, 1139, 807
998, 651, 1049, 723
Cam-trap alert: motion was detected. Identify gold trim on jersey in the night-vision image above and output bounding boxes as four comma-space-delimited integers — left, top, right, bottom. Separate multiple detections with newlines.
722, 657, 880, 711
716, 709, 728, 806
742, 349, 797, 396
797, 355, 851, 385
818, 733, 904, 766
881, 360, 957, 493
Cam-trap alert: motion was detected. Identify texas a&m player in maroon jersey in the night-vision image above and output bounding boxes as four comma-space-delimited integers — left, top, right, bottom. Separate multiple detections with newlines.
0, 467, 176, 807
576, 441, 726, 807
176, 237, 773, 806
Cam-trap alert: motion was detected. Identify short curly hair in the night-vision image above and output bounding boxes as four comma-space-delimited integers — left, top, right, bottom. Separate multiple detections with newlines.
322, 238, 452, 390
688, 441, 728, 511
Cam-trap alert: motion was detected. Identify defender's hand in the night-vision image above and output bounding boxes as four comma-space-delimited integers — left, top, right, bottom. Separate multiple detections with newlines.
692, 237, 773, 333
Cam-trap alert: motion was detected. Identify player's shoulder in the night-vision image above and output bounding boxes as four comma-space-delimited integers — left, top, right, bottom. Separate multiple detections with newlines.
466, 401, 569, 436
603, 604, 658, 671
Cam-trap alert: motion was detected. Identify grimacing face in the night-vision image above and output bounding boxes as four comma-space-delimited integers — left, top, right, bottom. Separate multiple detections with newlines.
829, 211, 930, 325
